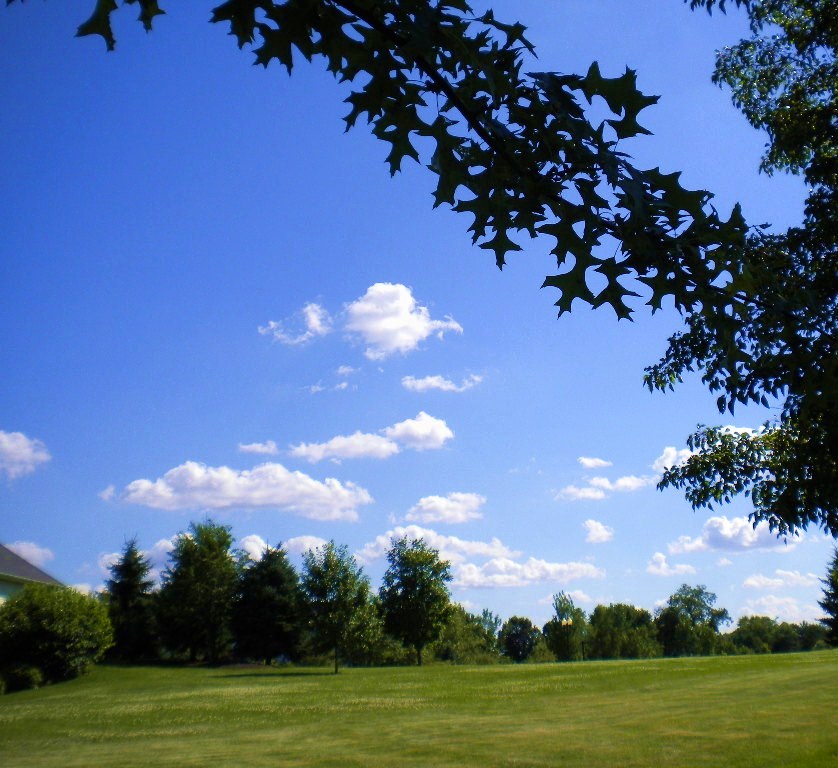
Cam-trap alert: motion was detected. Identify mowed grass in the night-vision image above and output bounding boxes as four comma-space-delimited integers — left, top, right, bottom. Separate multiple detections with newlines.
1, 651, 836, 767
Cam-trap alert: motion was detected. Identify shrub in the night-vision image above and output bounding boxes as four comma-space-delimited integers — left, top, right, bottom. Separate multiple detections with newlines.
0, 584, 113, 682
1, 664, 44, 693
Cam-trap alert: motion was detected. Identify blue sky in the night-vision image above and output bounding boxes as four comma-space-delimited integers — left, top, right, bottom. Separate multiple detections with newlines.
1, 1, 832, 627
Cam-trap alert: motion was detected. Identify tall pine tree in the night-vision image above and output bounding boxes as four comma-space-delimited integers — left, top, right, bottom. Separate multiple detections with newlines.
106, 538, 156, 661
818, 547, 838, 646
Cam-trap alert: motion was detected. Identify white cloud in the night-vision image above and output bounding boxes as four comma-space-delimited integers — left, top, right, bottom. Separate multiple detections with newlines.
239, 534, 269, 561
336, 365, 357, 377
578, 457, 612, 469
356, 525, 520, 566
258, 302, 332, 346
557, 485, 607, 501
284, 535, 329, 557
401, 374, 482, 393
651, 446, 694, 474
344, 283, 462, 359
290, 412, 453, 463
238, 440, 279, 456
99, 484, 116, 501
743, 570, 819, 590
120, 461, 372, 521
589, 475, 656, 492
667, 516, 799, 554
290, 432, 399, 463
740, 595, 824, 624
0, 430, 51, 480
538, 589, 593, 606
717, 557, 733, 567
406, 492, 486, 524
583, 519, 614, 544
646, 552, 696, 577
7, 541, 54, 568
382, 412, 454, 451
454, 557, 605, 589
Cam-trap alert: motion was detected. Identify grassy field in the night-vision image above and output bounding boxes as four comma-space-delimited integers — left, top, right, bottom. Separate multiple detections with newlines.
1, 651, 836, 767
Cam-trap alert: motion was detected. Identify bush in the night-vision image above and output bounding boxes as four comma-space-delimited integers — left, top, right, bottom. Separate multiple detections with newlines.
0, 584, 113, 683
1, 664, 44, 693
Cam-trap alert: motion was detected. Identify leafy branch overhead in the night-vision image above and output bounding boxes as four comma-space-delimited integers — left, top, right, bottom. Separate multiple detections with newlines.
56, 0, 747, 324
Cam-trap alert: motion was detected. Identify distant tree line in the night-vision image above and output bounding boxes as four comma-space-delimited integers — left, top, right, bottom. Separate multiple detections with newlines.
103, 521, 834, 668
1, 523, 835, 692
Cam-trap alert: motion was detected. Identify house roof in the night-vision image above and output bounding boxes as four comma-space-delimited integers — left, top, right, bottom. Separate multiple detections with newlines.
0, 543, 63, 587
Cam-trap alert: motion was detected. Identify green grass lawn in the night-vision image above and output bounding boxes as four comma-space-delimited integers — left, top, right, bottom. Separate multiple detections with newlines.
1, 651, 836, 767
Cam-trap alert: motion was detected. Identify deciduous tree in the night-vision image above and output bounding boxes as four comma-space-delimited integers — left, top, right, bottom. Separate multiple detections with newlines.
301, 540, 371, 673
499, 615, 540, 663
542, 591, 588, 662
157, 520, 239, 664
655, 584, 730, 657
0, 584, 113, 682
379, 537, 451, 665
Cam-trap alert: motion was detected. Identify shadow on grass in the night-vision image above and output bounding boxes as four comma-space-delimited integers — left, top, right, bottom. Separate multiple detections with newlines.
217, 670, 337, 678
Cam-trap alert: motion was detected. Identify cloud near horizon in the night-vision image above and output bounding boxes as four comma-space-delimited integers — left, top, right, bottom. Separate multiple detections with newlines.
646, 552, 696, 577
356, 524, 603, 589
0, 430, 51, 480
238, 440, 279, 456
7, 540, 55, 568
344, 283, 462, 359
119, 461, 372, 521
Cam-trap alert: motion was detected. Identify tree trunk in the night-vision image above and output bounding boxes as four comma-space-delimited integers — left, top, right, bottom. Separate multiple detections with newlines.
334, 646, 339, 674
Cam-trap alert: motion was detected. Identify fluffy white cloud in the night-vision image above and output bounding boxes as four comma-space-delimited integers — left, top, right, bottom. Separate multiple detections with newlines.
651, 446, 694, 474
0, 430, 51, 480
290, 412, 453, 463
557, 485, 607, 501
667, 515, 799, 554
283, 535, 329, 556
589, 475, 656, 492
7, 541, 54, 568
238, 440, 279, 456
344, 283, 462, 359
290, 432, 399, 463
583, 519, 614, 544
406, 492, 486, 524
120, 461, 372, 521
646, 552, 696, 577
382, 412, 454, 451
401, 374, 482, 393
743, 569, 819, 590
356, 525, 519, 565
539, 589, 593, 606
239, 534, 269, 560
258, 302, 332, 346
717, 557, 733, 567
741, 595, 824, 623
99, 485, 116, 501
336, 365, 357, 377
578, 457, 612, 469
454, 558, 604, 588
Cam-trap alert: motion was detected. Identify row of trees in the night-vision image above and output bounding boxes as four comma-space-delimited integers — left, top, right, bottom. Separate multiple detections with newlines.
108, 521, 455, 672
1, 526, 835, 691
105, 521, 837, 669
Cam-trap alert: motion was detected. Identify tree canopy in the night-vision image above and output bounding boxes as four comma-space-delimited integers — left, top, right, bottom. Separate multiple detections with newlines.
379, 536, 452, 665
12, 0, 837, 538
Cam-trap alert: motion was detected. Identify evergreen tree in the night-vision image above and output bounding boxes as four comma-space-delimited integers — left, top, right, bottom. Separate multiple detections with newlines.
818, 547, 838, 645
105, 538, 156, 661
233, 544, 303, 664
